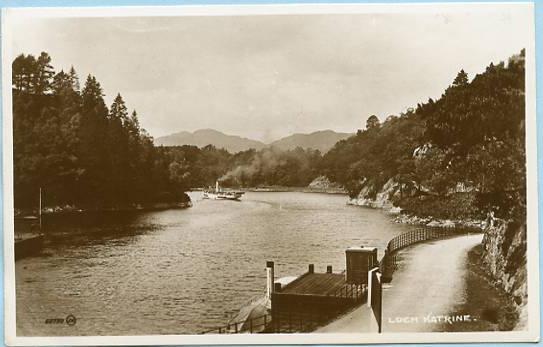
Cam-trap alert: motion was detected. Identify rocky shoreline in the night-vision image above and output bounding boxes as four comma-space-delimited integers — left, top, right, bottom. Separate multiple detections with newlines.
347, 196, 484, 231
243, 186, 347, 194
392, 213, 485, 231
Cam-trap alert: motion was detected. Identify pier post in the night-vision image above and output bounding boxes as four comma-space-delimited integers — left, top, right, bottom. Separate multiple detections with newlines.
274, 282, 282, 292
367, 269, 373, 307
266, 261, 274, 308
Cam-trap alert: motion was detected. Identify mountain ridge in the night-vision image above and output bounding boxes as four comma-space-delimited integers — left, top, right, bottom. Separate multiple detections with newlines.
154, 128, 267, 153
269, 130, 353, 153
155, 129, 354, 153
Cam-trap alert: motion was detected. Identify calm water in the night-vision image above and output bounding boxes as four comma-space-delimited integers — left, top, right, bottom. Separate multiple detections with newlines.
16, 191, 414, 336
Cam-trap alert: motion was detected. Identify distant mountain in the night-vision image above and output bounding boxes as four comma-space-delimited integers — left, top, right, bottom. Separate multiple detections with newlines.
269, 130, 354, 153
155, 129, 266, 153
155, 129, 354, 153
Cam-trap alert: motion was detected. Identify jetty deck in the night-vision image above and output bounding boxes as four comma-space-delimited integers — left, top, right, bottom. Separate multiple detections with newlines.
280, 273, 347, 296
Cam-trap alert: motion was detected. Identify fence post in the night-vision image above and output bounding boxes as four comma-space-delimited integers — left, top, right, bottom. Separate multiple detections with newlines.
367, 268, 373, 307
288, 312, 292, 332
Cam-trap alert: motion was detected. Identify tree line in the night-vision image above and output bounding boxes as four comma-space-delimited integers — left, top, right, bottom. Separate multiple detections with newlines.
13, 52, 188, 210
160, 145, 322, 189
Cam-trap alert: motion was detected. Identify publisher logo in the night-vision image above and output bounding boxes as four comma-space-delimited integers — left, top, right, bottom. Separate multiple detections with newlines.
65, 314, 77, 326
44, 314, 77, 326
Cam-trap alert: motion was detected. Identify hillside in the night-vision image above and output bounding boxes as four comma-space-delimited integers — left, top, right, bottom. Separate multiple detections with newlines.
322, 50, 525, 223
269, 130, 353, 153
155, 129, 266, 153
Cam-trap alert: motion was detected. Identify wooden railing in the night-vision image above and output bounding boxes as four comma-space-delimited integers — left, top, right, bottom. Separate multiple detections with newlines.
201, 310, 343, 334
268, 310, 339, 333
202, 284, 367, 334
379, 226, 479, 282
329, 283, 367, 302
201, 313, 272, 334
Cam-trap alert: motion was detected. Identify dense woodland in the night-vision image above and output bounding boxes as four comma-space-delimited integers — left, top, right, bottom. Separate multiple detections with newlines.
13, 50, 526, 223
13, 52, 188, 210
162, 145, 322, 189
321, 50, 526, 222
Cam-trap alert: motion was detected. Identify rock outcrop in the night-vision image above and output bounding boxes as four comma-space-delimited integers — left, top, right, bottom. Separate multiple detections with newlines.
307, 176, 346, 193
347, 178, 398, 210
481, 220, 527, 330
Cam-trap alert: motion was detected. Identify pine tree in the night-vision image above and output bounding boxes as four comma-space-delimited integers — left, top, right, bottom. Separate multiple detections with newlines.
68, 66, 80, 93
79, 75, 110, 206
452, 69, 469, 87
12, 54, 37, 93
34, 52, 54, 94
109, 93, 129, 124
107, 94, 132, 204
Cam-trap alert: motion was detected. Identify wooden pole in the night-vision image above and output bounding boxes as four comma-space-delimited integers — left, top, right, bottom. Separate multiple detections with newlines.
39, 187, 42, 230
266, 261, 274, 306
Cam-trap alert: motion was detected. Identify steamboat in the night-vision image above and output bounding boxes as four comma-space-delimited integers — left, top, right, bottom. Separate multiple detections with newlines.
203, 181, 245, 201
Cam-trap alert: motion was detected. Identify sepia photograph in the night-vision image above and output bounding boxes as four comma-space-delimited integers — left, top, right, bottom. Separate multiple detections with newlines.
1, 3, 539, 345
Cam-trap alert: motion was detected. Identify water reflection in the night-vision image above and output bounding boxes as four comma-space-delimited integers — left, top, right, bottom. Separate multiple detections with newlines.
41, 211, 160, 250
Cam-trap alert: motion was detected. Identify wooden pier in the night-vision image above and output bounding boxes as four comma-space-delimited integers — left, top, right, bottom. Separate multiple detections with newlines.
15, 234, 44, 260
15, 217, 44, 260
270, 263, 367, 332
280, 272, 348, 296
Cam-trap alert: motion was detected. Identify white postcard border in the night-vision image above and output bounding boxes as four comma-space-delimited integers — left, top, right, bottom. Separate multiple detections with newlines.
2, 2, 539, 345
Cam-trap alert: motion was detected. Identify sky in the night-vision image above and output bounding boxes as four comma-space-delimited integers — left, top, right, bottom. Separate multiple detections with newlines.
6, 4, 532, 143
